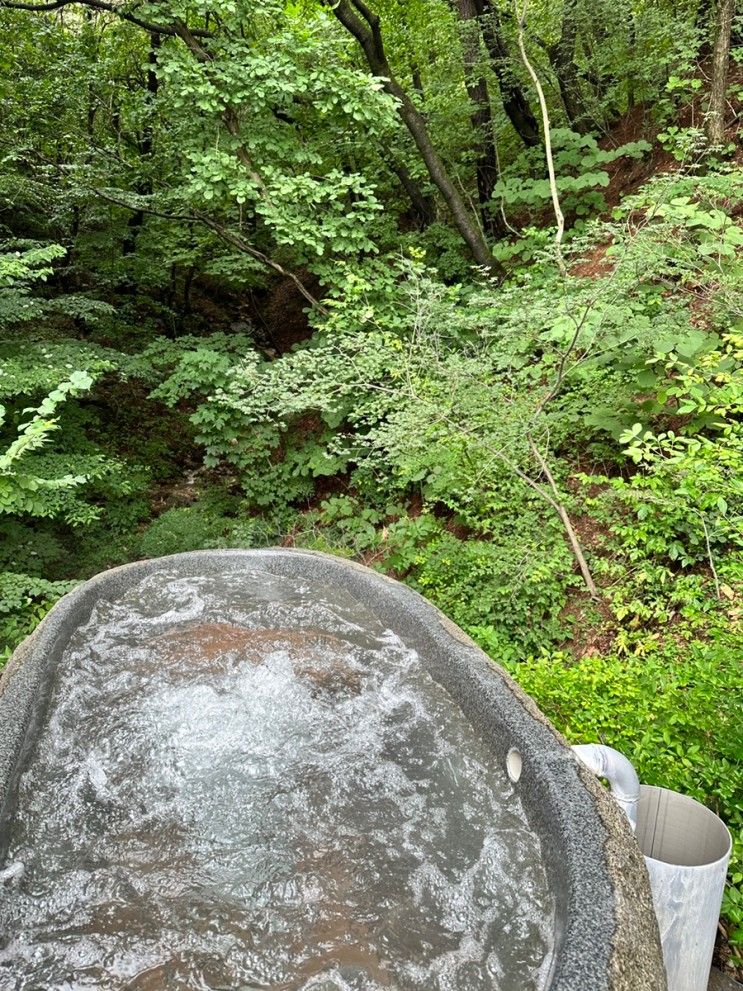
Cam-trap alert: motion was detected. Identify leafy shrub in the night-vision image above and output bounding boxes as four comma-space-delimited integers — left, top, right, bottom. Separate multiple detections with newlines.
138, 506, 237, 558
0, 372, 95, 520
138, 490, 296, 559
407, 520, 577, 659
494, 129, 651, 219
0, 521, 66, 576
587, 333, 742, 595
291, 496, 385, 555
0, 572, 77, 663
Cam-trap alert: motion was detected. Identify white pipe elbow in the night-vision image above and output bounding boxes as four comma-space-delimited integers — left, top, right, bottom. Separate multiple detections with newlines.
572, 744, 640, 831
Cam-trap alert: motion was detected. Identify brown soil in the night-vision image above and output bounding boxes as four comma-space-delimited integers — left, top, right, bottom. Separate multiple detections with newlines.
262, 269, 324, 354
158, 263, 325, 357
571, 512, 611, 551
148, 473, 202, 515
599, 103, 662, 209
570, 239, 616, 279
559, 593, 616, 659
444, 518, 474, 540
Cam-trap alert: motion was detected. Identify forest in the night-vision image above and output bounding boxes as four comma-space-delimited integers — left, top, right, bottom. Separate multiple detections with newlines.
0, 0, 741, 977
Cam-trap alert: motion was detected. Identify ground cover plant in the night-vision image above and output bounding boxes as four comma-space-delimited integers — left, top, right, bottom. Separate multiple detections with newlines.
0, 0, 741, 975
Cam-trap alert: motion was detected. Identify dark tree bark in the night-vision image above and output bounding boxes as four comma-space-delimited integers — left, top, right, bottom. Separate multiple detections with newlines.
411, 62, 425, 100
548, 0, 599, 132
707, 0, 734, 146
626, 12, 637, 110
324, 0, 504, 276
479, 0, 540, 147
384, 155, 436, 228
2, 0, 212, 37
122, 32, 160, 257
457, 0, 504, 237
551, 0, 582, 127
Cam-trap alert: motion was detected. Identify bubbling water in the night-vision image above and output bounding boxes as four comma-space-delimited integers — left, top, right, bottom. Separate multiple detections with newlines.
0, 569, 554, 990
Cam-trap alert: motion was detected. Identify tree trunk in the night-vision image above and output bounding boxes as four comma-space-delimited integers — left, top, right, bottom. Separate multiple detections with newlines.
626, 12, 636, 110
545, 0, 601, 131
479, 0, 540, 147
122, 32, 160, 258
326, 0, 504, 276
384, 155, 436, 228
457, 0, 504, 238
550, 0, 584, 128
707, 0, 734, 146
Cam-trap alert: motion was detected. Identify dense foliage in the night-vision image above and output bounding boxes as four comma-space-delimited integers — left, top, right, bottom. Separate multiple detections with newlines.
0, 0, 741, 973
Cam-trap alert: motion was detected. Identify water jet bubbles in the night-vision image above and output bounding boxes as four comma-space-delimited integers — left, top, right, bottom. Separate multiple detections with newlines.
0, 569, 554, 991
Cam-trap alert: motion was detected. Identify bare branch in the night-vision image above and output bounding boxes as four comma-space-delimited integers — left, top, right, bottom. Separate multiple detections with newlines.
700, 515, 721, 600
193, 211, 324, 313
528, 435, 598, 597
429, 409, 599, 598
93, 189, 326, 313
531, 299, 594, 421
0, 0, 213, 38
515, 0, 566, 276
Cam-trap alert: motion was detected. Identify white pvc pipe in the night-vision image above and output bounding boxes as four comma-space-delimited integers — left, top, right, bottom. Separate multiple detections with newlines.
572, 743, 640, 830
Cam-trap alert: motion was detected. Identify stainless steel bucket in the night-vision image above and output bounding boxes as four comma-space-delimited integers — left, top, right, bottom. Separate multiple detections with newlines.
636, 785, 732, 991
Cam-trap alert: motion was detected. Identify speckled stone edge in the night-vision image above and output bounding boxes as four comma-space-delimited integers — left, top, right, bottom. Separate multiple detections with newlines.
0, 549, 666, 991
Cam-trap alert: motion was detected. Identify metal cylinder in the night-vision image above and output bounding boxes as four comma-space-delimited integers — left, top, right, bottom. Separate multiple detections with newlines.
635, 785, 732, 991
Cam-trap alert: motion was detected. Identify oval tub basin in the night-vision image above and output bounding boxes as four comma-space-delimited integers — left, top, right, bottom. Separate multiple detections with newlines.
0, 550, 665, 991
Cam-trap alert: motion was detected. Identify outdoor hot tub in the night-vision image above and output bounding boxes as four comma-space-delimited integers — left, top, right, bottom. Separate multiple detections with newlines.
0, 549, 665, 991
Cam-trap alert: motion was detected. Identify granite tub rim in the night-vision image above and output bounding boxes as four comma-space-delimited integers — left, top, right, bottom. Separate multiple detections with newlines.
0, 548, 666, 991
